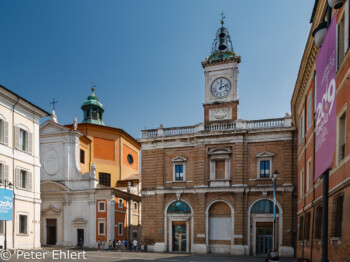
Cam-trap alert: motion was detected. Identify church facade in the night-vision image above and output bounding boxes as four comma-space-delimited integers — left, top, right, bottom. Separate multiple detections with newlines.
40, 90, 141, 248
139, 20, 297, 256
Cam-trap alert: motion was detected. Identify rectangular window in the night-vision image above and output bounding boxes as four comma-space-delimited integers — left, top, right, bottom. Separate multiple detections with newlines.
99, 173, 111, 187
0, 220, 4, 234
331, 195, 344, 237
19, 129, 27, 151
98, 201, 105, 212
298, 216, 304, 241
98, 222, 105, 235
133, 231, 138, 239
175, 164, 183, 181
118, 222, 123, 236
80, 149, 85, 164
0, 164, 3, 181
91, 111, 98, 120
314, 205, 322, 239
304, 212, 311, 241
338, 14, 345, 69
215, 160, 226, 179
19, 215, 27, 234
300, 170, 304, 199
259, 160, 270, 178
307, 92, 312, 129
306, 159, 312, 192
299, 109, 305, 145
134, 202, 138, 210
20, 170, 27, 189
118, 198, 123, 208
338, 111, 347, 163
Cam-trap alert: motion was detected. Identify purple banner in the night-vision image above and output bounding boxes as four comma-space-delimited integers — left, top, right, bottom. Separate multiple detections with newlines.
315, 14, 337, 181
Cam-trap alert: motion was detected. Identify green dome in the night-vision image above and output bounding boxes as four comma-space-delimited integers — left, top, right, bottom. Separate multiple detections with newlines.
81, 88, 105, 125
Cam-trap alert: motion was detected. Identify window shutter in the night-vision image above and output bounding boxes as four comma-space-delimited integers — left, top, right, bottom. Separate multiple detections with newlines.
15, 127, 20, 150
3, 121, 8, 145
4, 165, 9, 182
15, 168, 21, 188
27, 132, 32, 154
26, 171, 32, 191
345, 0, 349, 52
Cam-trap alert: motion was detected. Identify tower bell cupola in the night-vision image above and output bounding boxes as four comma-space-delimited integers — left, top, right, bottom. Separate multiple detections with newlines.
81, 86, 105, 125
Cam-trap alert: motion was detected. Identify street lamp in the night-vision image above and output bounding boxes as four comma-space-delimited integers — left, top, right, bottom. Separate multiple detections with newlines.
272, 170, 279, 251
0, 179, 13, 251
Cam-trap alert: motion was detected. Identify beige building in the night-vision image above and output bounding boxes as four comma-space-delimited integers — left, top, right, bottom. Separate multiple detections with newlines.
139, 21, 297, 256
0, 85, 49, 249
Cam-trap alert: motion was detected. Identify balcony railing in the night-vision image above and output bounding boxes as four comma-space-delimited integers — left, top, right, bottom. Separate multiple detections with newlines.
141, 116, 292, 139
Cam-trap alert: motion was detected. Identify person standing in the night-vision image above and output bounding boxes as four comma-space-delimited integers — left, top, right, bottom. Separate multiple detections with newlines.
97, 239, 101, 251
101, 240, 105, 251
133, 239, 138, 252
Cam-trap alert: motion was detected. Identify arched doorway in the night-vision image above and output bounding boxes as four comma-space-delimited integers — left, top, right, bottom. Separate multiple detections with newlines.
165, 200, 193, 253
206, 200, 233, 254
248, 199, 282, 256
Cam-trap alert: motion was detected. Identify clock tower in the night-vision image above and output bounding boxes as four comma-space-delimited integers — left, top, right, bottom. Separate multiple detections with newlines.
202, 16, 241, 124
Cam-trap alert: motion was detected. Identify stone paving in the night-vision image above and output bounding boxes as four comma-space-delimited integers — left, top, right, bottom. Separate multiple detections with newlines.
2, 248, 296, 262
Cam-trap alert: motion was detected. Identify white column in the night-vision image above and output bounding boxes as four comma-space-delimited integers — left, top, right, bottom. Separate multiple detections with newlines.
107, 198, 115, 243
88, 198, 96, 247
63, 199, 72, 246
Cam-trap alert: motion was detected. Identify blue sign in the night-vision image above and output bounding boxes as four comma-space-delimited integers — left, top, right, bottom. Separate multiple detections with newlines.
0, 188, 13, 221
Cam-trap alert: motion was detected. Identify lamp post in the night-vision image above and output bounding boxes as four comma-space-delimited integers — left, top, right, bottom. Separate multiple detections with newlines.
0, 179, 13, 251
272, 170, 279, 251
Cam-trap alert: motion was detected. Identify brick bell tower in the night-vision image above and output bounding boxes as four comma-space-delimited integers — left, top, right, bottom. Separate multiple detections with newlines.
202, 14, 241, 124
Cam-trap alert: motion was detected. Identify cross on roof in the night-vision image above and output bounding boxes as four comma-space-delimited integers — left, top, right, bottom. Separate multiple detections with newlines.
50, 98, 58, 111
220, 11, 225, 24
91, 81, 96, 92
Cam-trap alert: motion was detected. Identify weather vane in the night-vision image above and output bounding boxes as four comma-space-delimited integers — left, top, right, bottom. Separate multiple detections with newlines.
91, 81, 96, 92
220, 11, 225, 25
50, 98, 58, 111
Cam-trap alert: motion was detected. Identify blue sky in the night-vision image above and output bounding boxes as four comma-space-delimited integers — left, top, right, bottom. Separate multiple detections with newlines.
1, 0, 314, 138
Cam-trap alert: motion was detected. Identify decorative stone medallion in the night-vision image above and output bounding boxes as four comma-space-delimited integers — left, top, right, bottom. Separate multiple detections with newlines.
44, 148, 59, 175
209, 107, 232, 121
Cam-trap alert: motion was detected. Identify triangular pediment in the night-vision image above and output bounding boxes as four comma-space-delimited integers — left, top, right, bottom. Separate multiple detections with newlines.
73, 217, 88, 224
256, 151, 275, 158
41, 181, 70, 193
40, 120, 70, 134
41, 204, 62, 215
172, 156, 187, 162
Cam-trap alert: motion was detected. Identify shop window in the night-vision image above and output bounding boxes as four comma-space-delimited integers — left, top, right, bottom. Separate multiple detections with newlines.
304, 212, 311, 241
314, 205, 322, 239
331, 195, 344, 237
298, 216, 304, 241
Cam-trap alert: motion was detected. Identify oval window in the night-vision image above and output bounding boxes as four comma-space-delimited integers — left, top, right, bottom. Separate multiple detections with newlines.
127, 154, 134, 165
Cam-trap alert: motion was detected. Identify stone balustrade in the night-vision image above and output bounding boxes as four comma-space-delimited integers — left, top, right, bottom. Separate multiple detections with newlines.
141, 115, 292, 139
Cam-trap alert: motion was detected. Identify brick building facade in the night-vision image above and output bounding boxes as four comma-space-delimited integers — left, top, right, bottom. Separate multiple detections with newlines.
291, 1, 350, 261
139, 20, 297, 256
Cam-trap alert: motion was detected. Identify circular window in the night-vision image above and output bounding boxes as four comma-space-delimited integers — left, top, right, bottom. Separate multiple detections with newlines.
127, 154, 134, 165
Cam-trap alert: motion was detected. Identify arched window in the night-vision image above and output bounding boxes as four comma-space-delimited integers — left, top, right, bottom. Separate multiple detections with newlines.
167, 201, 191, 214
251, 200, 279, 214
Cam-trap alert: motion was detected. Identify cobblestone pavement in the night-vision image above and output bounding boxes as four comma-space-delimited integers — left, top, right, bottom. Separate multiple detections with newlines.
2, 248, 296, 262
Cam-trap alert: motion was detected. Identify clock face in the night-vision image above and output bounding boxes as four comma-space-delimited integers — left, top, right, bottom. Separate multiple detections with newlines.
211, 78, 231, 98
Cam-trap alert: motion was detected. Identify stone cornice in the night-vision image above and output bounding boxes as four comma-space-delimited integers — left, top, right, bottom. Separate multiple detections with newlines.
291, 0, 327, 125
201, 56, 241, 68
